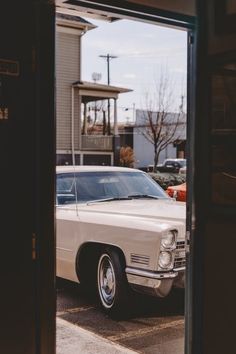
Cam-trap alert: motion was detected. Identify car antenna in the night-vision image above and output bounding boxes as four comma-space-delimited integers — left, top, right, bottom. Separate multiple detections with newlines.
72, 161, 79, 217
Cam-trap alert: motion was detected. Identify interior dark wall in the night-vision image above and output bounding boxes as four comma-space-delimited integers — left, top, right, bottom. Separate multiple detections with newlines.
0, 3, 35, 352
191, 1, 236, 354
34, 2, 56, 353
0, 1, 55, 353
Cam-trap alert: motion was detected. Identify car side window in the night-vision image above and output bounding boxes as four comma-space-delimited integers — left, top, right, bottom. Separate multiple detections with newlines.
56, 174, 76, 205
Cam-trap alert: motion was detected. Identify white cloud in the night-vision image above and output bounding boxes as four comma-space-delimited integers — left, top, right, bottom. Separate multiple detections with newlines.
82, 17, 187, 120
123, 73, 136, 79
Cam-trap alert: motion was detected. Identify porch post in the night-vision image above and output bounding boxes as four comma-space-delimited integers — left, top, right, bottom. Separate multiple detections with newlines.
83, 102, 87, 135
114, 98, 118, 135
113, 98, 120, 166
78, 93, 82, 150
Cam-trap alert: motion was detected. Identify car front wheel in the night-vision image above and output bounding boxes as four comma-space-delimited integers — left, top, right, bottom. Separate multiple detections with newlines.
97, 249, 130, 318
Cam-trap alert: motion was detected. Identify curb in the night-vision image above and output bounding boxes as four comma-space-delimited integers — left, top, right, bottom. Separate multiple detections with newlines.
56, 317, 139, 354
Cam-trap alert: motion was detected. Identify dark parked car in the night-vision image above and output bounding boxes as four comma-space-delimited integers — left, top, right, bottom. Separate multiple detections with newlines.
155, 158, 186, 173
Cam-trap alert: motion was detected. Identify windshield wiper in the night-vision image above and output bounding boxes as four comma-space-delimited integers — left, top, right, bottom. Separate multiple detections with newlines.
127, 194, 160, 199
87, 196, 132, 204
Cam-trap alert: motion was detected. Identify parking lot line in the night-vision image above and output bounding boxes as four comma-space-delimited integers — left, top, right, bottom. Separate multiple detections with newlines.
108, 319, 184, 341
57, 305, 95, 316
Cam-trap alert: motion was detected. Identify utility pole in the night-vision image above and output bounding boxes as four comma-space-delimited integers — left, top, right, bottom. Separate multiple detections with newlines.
99, 54, 118, 135
99, 54, 117, 85
179, 94, 185, 113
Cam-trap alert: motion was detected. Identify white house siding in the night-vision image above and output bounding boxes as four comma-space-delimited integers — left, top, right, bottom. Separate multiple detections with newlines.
133, 109, 186, 169
56, 31, 80, 150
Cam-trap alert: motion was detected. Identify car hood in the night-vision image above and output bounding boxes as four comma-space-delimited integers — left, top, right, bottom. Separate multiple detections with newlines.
57, 199, 186, 239
63, 198, 185, 223
88, 199, 184, 220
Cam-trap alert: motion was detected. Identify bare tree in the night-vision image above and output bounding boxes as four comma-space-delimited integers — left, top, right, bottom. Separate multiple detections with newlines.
140, 70, 186, 172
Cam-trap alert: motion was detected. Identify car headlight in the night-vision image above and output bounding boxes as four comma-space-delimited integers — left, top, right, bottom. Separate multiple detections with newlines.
161, 230, 176, 249
158, 251, 173, 269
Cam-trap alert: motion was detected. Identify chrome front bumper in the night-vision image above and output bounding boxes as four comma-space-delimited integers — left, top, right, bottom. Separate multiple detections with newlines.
126, 267, 185, 297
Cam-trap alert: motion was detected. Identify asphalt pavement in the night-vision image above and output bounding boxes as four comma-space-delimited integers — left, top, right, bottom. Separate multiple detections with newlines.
56, 279, 185, 354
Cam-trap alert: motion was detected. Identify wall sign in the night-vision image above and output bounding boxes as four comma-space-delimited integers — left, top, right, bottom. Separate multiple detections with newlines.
0, 107, 8, 120
0, 59, 19, 76
0, 59, 19, 121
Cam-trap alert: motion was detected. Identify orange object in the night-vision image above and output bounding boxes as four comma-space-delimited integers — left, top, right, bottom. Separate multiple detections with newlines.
166, 183, 186, 202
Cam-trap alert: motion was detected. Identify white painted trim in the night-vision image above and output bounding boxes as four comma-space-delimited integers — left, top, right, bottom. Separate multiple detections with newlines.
71, 86, 75, 165
114, 98, 118, 135
78, 89, 118, 99
111, 153, 114, 166
56, 150, 114, 156
57, 150, 72, 154
80, 151, 113, 156
56, 25, 84, 35
57, 151, 114, 166
80, 154, 84, 165
56, 7, 97, 29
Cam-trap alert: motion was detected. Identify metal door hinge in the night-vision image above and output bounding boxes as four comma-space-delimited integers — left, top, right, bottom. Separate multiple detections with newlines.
186, 230, 190, 254
32, 233, 37, 260
188, 33, 194, 45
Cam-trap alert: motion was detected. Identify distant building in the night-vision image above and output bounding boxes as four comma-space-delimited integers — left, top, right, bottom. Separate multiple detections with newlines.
133, 109, 186, 169
119, 124, 134, 149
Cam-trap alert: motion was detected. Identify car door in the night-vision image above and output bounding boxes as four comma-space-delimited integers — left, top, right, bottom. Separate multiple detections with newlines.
56, 173, 81, 282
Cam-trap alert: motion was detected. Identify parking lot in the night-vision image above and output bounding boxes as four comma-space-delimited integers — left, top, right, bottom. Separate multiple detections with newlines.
57, 279, 184, 354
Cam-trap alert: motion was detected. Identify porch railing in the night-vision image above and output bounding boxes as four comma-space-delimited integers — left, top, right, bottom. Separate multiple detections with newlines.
81, 135, 113, 151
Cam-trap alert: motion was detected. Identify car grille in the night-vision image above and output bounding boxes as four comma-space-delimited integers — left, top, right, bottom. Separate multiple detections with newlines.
174, 240, 186, 269
130, 254, 150, 266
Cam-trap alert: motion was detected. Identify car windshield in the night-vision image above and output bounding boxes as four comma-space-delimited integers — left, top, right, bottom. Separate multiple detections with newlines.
56, 171, 168, 205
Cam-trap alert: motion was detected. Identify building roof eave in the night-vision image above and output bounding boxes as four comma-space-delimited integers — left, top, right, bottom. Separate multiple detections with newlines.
56, 9, 97, 31
72, 80, 133, 103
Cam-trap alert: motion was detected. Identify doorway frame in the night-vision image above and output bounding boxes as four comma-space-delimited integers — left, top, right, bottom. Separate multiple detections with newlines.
54, 2, 197, 354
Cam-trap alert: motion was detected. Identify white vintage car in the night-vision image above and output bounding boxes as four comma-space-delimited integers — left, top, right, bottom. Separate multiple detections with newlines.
56, 165, 186, 317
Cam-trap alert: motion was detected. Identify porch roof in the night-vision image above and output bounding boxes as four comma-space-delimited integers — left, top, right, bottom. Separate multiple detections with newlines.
72, 80, 132, 103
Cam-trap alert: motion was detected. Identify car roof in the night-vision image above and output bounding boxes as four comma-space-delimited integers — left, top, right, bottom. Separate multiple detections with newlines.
56, 165, 142, 173
165, 158, 186, 161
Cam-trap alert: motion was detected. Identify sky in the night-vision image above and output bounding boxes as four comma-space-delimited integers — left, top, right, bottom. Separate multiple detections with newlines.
81, 17, 187, 123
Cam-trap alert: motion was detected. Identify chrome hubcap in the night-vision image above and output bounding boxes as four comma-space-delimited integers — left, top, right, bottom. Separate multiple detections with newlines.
98, 254, 116, 308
